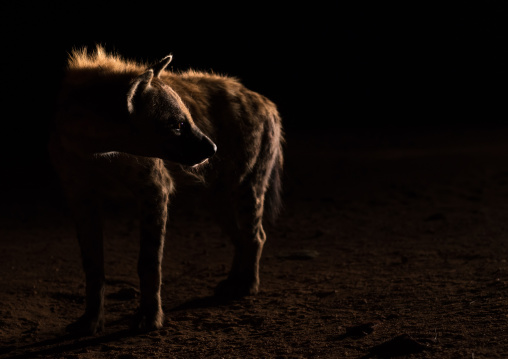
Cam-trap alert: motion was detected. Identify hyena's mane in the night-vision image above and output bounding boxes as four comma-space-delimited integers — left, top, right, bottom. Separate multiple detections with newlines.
67, 45, 146, 76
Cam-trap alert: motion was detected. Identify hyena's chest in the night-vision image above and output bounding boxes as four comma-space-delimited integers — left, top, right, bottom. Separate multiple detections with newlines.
77, 154, 174, 202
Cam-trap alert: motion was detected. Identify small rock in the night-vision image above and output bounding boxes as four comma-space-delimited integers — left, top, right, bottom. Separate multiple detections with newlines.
345, 322, 380, 337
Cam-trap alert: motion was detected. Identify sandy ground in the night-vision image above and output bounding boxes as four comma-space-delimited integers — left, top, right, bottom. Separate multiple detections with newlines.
1, 128, 508, 358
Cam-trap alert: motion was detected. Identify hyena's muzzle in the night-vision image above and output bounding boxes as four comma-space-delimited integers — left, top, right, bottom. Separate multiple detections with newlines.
167, 124, 217, 166
125, 121, 217, 166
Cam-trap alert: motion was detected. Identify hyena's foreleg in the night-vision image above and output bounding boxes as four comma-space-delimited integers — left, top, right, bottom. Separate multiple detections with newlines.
66, 191, 106, 335
135, 193, 168, 331
130, 160, 171, 331
50, 140, 106, 335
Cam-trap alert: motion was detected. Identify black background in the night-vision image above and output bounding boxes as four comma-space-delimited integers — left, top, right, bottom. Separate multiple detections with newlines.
2, 2, 507, 198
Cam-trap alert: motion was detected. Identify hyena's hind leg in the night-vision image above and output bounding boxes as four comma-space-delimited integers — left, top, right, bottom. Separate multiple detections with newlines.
214, 127, 283, 298
213, 179, 268, 298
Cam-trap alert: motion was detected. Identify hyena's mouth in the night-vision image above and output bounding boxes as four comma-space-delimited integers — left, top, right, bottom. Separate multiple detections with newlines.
191, 157, 210, 168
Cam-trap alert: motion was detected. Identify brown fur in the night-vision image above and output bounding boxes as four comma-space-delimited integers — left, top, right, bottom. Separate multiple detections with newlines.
50, 46, 283, 335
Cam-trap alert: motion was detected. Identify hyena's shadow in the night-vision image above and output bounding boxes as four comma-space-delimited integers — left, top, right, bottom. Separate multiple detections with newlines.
1, 329, 134, 359
2, 297, 241, 358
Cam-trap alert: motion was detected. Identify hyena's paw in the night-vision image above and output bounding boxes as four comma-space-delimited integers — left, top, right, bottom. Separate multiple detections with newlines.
214, 277, 259, 299
132, 306, 164, 332
66, 312, 105, 336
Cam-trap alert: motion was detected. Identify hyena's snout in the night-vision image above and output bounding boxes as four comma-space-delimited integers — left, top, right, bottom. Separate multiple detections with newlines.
180, 127, 217, 166
193, 132, 217, 165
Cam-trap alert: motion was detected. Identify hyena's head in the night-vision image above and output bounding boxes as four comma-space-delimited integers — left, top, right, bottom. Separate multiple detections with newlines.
126, 55, 216, 166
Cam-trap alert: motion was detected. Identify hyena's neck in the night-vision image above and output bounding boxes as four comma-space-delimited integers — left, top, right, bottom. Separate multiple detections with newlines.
55, 69, 139, 157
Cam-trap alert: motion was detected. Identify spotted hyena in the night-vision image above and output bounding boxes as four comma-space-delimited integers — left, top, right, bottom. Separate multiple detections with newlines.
49, 46, 283, 335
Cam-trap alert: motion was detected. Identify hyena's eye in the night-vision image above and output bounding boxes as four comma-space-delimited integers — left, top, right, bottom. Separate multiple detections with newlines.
173, 121, 186, 134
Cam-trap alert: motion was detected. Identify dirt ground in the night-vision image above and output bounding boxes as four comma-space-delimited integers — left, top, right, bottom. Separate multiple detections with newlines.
1, 127, 508, 358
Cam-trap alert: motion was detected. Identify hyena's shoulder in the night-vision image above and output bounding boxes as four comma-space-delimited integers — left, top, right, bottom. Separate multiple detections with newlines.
58, 47, 144, 123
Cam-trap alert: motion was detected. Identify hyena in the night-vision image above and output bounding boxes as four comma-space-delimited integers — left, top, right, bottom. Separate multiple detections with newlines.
49, 46, 283, 335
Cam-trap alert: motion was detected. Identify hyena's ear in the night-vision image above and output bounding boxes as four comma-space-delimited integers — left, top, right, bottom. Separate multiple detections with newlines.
127, 69, 154, 114
151, 55, 173, 78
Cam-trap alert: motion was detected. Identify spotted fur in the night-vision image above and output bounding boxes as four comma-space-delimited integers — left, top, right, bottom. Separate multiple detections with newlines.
50, 46, 284, 335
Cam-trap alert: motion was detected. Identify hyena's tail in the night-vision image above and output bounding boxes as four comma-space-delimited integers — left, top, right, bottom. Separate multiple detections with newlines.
265, 115, 284, 223
266, 145, 284, 222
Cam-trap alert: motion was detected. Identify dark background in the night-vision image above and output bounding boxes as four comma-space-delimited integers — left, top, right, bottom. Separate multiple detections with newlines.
2, 2, 507, 200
